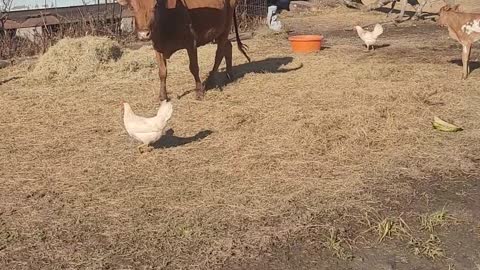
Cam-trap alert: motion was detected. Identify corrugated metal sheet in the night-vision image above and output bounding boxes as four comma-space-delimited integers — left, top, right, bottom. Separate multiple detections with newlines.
4, 3, 132, 30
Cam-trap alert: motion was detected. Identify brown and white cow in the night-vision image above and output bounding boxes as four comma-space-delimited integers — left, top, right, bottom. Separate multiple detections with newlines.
438, 4, 480, 79
118, 0, 250, 100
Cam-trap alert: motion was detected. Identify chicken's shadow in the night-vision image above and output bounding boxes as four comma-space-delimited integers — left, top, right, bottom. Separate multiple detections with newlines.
449, 59, 480, 73
361, 44, 390, 51
375, 44, 391, 49
153, 129, 213, 149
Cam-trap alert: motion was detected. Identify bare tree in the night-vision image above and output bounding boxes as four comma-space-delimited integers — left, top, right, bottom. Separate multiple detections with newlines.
1, 0, 14, 32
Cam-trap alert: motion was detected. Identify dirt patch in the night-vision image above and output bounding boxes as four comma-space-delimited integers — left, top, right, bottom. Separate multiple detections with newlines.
1, 6, 479, 270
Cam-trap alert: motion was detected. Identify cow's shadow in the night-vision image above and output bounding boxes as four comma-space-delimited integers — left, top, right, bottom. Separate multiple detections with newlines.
449, 59, 480, 73
206, 56, 303, 91
153, 129, 213, 149
177, 56, 302, 98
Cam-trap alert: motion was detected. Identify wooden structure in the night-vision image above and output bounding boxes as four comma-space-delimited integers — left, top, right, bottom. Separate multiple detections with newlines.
2, 3, 133, 41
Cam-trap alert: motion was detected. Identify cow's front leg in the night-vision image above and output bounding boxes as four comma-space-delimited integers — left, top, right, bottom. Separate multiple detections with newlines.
387, 0, 396, 17
187, 46, 204, 100
462, 44, 472, 80
155, 51, 168, 101
412, 0, 428, 20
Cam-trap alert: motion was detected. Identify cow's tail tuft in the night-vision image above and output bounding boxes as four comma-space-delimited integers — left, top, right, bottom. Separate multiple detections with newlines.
233, 8, 251, 63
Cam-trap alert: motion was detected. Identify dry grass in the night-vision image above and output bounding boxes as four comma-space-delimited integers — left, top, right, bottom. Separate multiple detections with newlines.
1, 6, 480, 269
360, 210, 455, 259
376, 216, 412, 242
323, 228, 353, 260
27, 36, 158, 84
409, 234, 445, 260
420, 208, 451, 233
357, 212, 413, 243
29, 36, 122, 82
116, 45, 157, 72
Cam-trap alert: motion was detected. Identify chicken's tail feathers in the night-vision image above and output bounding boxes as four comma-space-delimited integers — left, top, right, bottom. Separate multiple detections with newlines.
373, 23, 384, 37
123, 102, 133, 114
157, 100, 173, 120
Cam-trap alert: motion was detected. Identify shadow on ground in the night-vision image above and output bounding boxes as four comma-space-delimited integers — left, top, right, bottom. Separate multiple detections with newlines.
449, 59, 480, 74
153, 129, 213, 149
177, 57, 303, 99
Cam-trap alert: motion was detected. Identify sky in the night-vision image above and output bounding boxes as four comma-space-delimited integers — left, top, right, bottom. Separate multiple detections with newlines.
6, 0, 110, 9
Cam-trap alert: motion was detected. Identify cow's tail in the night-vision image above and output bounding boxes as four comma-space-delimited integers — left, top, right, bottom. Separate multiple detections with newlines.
233, 8, 251, 63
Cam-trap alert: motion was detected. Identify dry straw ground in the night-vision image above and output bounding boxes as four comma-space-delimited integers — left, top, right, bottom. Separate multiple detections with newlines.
1, 6, 480, 270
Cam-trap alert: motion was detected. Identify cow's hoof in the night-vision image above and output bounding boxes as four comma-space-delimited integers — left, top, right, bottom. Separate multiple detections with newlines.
394, 16, 405, 23
412, 15, 421, 21
195, 92, 205, 100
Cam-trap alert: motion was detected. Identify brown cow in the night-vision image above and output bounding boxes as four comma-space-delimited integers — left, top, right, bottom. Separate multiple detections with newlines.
438, 4, 480, 79
118, 0, 250, 100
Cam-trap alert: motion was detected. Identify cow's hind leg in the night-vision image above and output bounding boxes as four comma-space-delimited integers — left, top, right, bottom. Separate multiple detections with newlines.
224, 41, 233, 80
187, 46, 204, 100
205, 42, 225, 88
462, 44, 472, 79
206, 39, 233, 88
155, 51, 168, 101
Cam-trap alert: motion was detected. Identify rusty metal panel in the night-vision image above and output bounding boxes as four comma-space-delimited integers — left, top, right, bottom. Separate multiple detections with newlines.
3, 3, 132, 30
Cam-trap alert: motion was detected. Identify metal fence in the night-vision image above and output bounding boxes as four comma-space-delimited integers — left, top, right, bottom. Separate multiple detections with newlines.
235, 0, 268, 30
236, 0, 268, 17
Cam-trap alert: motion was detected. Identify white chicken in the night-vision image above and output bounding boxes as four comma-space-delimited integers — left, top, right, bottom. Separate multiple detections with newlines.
355, 23, 384, 51
123, 100, 173, 153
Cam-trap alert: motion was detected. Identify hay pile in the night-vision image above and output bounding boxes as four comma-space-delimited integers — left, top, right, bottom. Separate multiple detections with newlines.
116, 46, 157, 72
29, 36, 157, 82
30, 36, 121, 81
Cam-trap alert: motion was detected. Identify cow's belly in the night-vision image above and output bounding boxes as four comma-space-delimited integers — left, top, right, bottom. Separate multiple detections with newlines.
151, 6, 229, 56
189, 8, 228, 46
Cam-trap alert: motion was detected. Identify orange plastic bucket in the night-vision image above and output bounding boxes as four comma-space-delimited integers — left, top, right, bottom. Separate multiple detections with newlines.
288, 35, 323, 53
